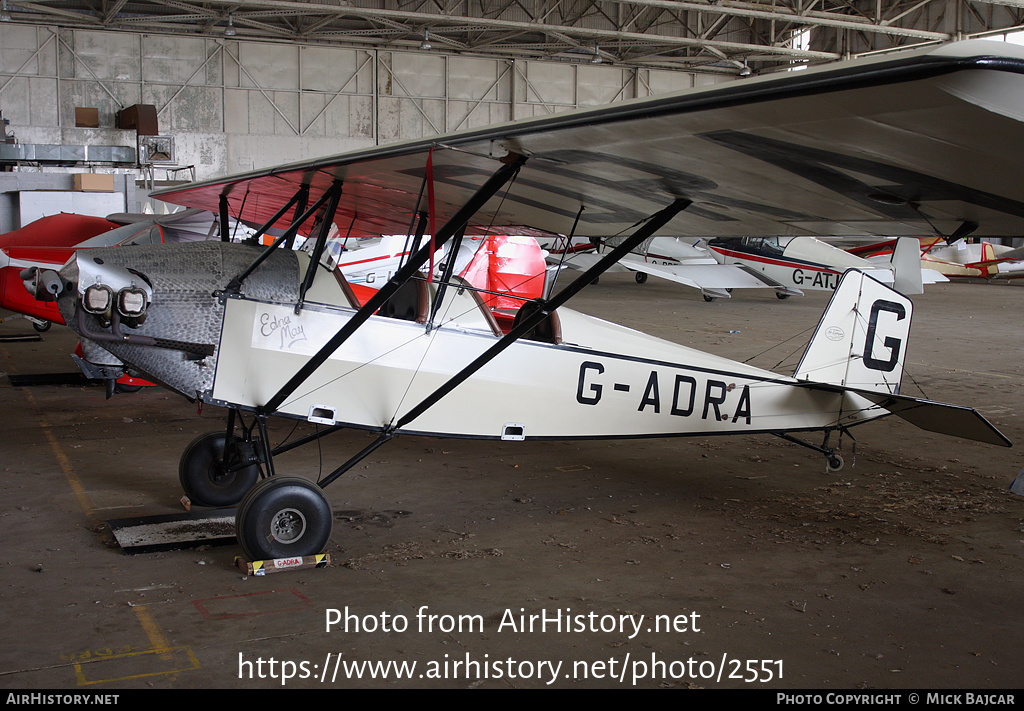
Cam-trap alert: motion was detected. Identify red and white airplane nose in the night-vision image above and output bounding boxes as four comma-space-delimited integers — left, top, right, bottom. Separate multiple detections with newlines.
0, 247, 68, 324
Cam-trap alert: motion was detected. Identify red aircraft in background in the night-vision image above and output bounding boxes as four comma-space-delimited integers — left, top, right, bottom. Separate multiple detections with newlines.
0, 213, 124, 330
0, 212, 185, 392
848, 235, 1024, 280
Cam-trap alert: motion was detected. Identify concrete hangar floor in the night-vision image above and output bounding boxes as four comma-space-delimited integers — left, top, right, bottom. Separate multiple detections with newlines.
0, 273, 1021, 690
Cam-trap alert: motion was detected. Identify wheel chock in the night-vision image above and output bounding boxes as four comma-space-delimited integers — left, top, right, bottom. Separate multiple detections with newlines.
235, 554, 331, 576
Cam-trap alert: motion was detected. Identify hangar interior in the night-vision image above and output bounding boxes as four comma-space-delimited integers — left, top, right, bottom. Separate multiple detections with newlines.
1, 0, 1023, 692
4, 0, 1024, 214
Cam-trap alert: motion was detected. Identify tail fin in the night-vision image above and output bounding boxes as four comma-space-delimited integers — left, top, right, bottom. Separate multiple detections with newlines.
890, 236, 923, 295
977, 242, 998, 277
794, 270, 1012, 447
794, 270, 911, 395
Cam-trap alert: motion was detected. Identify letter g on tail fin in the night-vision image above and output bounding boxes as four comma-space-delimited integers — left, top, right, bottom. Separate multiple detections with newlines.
794, 269, 911, 396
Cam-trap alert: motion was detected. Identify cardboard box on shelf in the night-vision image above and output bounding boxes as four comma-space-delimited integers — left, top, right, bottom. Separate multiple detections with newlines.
73, 173, 115, 192
74, 107, 99, 128
117, 104, 159, 135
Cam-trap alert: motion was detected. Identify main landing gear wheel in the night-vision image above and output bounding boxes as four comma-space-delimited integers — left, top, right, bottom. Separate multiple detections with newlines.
703, 294, 716, 302
776, 292, 791, 300
826, 454, 844, 472
32, 320, 51, 333
235, 476, 333, 560
179, 432, 261, 507
634, 272, 648, 284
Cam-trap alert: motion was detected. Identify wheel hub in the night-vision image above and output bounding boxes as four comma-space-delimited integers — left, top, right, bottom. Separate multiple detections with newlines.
270, 508, 307, 544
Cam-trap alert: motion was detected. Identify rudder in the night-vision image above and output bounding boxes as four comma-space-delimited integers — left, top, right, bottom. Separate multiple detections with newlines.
794, 270, 912, 395
891, 236, 923, 295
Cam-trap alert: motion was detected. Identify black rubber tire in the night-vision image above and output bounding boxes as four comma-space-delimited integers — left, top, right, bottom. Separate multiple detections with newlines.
634, 272, 648, 284
236, 477, 333, 560
776, 292, 791, 300
32, 321, 51, 333
179, 432, 260, 507
703, 294, 715, 302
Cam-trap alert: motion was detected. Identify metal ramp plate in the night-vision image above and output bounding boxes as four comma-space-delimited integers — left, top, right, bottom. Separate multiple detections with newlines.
107, 509, 236, 554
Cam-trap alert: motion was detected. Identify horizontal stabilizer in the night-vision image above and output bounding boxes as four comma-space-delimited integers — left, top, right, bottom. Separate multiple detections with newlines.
555, 250, 629, 273
922, 269, 949, 284
851, 389, 1011, 447
618, 257, 802, 296
796, 380, 1011, 447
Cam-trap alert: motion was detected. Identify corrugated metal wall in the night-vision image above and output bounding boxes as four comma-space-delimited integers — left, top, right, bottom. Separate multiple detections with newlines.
0, 25, 714, 182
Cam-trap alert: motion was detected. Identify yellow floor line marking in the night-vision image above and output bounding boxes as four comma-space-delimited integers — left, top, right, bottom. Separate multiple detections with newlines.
14, 390, 200, 685
72, 647, 201, 686
133, 606, 172, 652
23, 391, 94, 517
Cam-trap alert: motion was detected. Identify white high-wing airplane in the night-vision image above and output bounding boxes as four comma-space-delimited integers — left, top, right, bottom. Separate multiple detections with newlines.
698, 234, 948, 299
547, 233, 944, 302
543, 235, 718, 285
314, 234, 413, 286
297, 232, 484, 287
22, 40, 1022, 562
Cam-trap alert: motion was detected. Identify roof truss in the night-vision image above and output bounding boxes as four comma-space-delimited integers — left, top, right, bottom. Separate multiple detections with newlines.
4, 0, 1024, 73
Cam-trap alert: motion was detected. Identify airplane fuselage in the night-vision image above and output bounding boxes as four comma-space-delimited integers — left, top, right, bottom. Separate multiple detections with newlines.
50, 241, 882, 441
706, 237, 849, 292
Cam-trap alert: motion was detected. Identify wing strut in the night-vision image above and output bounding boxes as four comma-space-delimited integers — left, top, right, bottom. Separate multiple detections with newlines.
219, 195, 230, 243
243, 184, 309, 247
399, 211, 429, 272
547, 204, 585, 295
427, 223, 467, 329
260, 153, 529, 417
317, 197, 692, 490
296, 180, 345, 313
393, 198, 692, 433
223, 183, 336, 294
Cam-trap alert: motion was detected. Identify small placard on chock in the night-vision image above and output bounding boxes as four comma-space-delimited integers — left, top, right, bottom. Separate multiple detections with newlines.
236, 554, 331, 576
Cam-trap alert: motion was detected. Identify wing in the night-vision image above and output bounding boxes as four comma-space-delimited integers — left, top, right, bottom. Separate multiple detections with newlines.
922, 269, 949, 284
618, 257, 802, 299
547, 249, 629, 274
154, 40, 1024, 242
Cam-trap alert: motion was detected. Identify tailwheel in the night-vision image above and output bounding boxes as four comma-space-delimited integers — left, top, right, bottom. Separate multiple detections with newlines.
236, 476, 333, 560
179, 432, 260, 507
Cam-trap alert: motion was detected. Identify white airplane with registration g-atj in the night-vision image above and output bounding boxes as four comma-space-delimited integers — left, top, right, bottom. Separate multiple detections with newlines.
22, 40, 1021, 561
698, 234, 949, 299
550, 233, 946, 301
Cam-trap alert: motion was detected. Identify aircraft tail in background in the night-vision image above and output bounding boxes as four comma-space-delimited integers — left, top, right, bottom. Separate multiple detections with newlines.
890, 236, 924, 295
